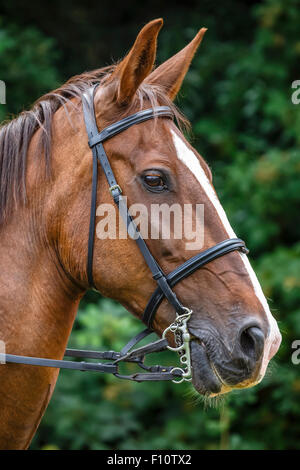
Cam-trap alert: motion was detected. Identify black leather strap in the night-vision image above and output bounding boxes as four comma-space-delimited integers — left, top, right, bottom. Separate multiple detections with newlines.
86, 151, 98, 288
88, 106, 174, 147
65, 348, 122, 361
82, 85, 100, 288
117, 338, 169, 362
3, 353, 117, 373
120, 328, 153, 356
114, 370, 181, 382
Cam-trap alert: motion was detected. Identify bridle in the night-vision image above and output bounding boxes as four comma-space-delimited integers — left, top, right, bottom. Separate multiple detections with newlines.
2, 84, 249, 384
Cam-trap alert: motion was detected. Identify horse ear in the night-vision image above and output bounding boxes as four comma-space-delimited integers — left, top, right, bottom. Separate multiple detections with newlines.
116, 19, 163, 106
146, 28, 207, 100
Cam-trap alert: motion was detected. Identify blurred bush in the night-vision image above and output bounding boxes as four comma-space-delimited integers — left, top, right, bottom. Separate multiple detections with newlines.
0, 16, 61, 120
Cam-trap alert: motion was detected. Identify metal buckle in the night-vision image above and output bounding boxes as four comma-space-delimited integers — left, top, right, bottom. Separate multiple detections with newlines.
109, 184, 122, 195
162, 308, 193, 384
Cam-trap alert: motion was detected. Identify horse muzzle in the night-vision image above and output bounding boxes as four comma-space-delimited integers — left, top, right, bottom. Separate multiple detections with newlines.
190, 323, 266, 396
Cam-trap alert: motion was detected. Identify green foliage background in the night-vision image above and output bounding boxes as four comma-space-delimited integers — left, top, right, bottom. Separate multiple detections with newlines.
0, 0, 299, 450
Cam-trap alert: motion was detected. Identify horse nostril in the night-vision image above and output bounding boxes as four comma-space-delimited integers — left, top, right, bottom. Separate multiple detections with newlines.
239, 326, 265, 362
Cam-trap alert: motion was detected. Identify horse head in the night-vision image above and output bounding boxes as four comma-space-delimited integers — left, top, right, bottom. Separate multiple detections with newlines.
49, 19, 281, 395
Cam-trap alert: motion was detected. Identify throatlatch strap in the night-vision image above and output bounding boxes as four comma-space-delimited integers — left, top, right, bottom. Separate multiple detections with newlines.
82, 85, 100, 288
86, 151, 98, 288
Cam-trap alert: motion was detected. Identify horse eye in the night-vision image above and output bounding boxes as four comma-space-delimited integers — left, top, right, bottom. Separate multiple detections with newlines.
142, 173, 166, 191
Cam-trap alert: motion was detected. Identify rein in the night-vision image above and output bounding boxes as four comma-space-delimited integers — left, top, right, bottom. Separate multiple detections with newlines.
2, 84, 248, 383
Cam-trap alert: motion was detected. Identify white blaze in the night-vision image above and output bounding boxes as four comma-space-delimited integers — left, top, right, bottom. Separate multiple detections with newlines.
171, 129, 281, 379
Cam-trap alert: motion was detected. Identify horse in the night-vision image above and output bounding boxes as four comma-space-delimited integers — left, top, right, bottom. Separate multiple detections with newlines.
0, 18, 281, 449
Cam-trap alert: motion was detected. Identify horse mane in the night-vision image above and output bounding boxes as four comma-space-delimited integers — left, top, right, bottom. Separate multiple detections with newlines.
0, 65, 188, 227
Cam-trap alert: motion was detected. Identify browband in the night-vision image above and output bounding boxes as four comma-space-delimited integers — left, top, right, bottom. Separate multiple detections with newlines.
88, 106, 174, 147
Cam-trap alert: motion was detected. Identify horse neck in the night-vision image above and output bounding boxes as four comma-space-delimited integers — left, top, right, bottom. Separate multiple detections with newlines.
0, 209, 82, 359
0, 108, 85, 359
0, 108, 87, 449
0, 216, 82, 449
